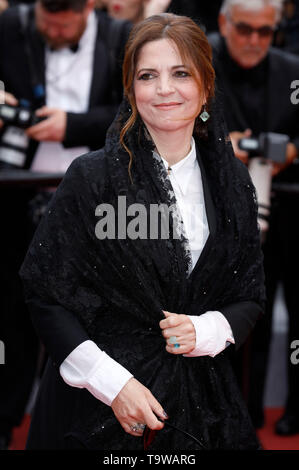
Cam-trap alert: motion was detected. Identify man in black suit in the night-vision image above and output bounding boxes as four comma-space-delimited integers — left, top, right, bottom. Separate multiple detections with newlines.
209, 0, 299, 435
0, 0, 130, 449
0, 0, 130, 168
166, 0, 223, 33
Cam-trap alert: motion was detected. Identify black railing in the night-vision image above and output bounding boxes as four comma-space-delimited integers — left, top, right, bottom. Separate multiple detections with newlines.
0, 170, 64, 188
1, 170, 299, 195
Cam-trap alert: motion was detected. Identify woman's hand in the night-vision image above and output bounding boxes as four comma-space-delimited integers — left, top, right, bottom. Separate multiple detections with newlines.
111, 377, 167, 436
159, 310, 196, 355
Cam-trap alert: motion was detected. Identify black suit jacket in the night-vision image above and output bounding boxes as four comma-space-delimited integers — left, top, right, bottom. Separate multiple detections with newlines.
167, 0, 222, 32
208, 33, 299, 183
0, 5, 131, 168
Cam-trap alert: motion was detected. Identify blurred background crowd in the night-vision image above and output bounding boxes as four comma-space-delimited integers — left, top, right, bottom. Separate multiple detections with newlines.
0, 0, 299, 451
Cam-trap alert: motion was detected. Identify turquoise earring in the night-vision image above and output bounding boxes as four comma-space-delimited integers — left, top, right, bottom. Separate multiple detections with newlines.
200, 105, 210, 122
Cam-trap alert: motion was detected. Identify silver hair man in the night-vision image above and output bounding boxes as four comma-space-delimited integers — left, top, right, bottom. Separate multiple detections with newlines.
218, 0, 281, 69
220, 0, 283, 22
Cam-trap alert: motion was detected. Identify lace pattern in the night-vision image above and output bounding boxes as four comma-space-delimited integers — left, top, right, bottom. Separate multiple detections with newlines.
20, 96, 265, 449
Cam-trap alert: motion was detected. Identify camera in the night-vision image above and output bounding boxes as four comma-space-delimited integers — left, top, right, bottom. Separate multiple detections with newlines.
0, 102, 44, 169
0, 103, 42, 129
237, 132, 290, 240
238, 132, 289, 163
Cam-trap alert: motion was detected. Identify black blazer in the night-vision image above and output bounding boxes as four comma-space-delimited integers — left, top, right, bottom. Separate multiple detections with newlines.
208, 33, 299, 178
0, 5, 131, 167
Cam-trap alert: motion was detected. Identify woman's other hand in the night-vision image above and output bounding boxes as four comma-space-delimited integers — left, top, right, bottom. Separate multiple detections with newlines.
160, 310, 196, 355
111, 377, 167, 436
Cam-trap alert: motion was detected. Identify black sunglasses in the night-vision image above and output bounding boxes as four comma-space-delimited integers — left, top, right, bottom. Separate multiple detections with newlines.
229, 19, 276, 38
143, 419, 207, 451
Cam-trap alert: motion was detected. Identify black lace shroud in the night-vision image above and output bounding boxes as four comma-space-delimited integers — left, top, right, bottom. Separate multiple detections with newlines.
20, 98, 265, 450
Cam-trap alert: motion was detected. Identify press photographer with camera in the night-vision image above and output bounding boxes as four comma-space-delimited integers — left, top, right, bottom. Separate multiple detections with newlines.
209, 0, 299, 436
0, 0, 131, 171
0, 90, 63, 169
0, 0, 131, 449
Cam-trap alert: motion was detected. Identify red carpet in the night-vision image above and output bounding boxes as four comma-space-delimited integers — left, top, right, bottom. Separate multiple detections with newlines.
9, 414, 31, 450
256, 408, 299, 450
8, 408, 299, 450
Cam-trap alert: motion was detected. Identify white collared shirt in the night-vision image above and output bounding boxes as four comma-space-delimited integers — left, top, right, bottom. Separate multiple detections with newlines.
60, 139, 235, 405
159, 137, 209, 270
30, 11, 97, 173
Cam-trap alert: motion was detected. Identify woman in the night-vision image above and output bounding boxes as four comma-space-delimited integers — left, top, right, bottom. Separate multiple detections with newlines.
20, 13, 265, 450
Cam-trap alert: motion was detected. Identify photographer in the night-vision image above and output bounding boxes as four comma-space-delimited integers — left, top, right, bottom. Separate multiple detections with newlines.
209, 0, 299, 435
0, 0, 131, 171
0, 0, 130, 449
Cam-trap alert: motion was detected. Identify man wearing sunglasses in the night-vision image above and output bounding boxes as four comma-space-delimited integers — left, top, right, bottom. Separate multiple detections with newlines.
209, 0, 299, 437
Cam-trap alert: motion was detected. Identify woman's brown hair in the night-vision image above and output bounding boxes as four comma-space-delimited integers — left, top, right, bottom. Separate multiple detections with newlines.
120, 13, 215, 176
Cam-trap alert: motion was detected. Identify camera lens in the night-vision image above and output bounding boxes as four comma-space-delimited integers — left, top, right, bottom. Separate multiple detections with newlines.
19, 109, 31, 123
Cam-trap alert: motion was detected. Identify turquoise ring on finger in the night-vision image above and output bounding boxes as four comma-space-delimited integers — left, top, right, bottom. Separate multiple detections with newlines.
169, 336, 180, 348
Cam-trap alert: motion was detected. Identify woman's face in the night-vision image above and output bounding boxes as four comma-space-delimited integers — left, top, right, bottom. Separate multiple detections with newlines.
107, 0, 144, 22
134, 38, 204, 136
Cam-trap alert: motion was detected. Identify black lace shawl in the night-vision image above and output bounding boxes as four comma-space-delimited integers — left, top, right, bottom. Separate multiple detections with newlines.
20, 98, 265, 450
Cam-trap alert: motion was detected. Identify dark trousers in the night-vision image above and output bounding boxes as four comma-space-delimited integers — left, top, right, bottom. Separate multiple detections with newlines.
233, 193, 299, 423
0, 187, 39, 437
248, 194, 299, 419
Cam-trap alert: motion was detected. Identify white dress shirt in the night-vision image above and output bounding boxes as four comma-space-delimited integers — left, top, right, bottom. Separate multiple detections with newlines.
60, 138, 235, 405
159, 137, 209, 271
30, 11, 97, 173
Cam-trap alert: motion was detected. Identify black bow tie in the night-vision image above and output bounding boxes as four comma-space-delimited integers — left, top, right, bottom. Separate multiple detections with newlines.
69, 43, 79, 53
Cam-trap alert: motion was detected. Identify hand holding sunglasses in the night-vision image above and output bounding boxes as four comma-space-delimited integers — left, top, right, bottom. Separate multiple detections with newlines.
111, 377, 167, 437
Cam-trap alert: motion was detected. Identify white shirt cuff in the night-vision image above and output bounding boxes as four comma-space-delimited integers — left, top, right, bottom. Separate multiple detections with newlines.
184, 311, 235, 358
59, 340, 133, 406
